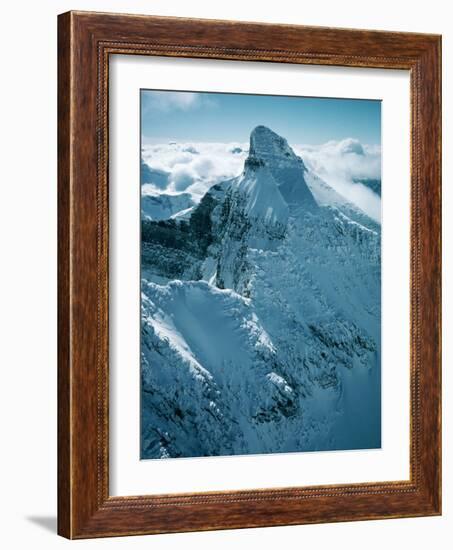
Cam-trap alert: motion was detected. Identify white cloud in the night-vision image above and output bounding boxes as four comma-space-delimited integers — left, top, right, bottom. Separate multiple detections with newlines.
171, 166, 197, 191
191, 157, 215, 178
141, 141, 247, 198
141, 137, 381, 221
295, 139, 381, 181
294, 139, 381, 221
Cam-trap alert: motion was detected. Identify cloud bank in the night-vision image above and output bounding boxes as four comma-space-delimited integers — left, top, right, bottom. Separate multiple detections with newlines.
141, 142, 247, 199
141, 137, 381, 221
294, 139, 381, 221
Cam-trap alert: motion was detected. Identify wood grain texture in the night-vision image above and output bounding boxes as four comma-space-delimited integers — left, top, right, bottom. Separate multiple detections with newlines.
57, 10, 442, 539
57, 11, 72, 538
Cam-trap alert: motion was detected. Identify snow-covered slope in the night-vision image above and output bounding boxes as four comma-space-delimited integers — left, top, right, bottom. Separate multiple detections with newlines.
250, 125, 318, 209
141, 190, 195, 221
140, 126, 381, 459
235, 156, 288, 228
305, 171, 380, 231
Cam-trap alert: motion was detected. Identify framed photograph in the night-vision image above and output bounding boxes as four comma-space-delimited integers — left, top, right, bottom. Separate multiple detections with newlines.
58, 11, 441, 539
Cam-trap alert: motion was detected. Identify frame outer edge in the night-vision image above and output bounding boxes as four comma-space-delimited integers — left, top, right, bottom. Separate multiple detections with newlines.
57, 11, 73, 540
428, 35, 442, 514
435, 35, 442, 515
411, 37, 442, 515
427, 35, 441, 515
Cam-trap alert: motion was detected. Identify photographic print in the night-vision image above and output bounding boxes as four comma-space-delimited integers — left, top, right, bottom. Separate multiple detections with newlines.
140, 89, 382, 460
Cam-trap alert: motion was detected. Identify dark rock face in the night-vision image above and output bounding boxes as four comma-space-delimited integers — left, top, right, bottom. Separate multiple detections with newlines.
141, 184, 223, 282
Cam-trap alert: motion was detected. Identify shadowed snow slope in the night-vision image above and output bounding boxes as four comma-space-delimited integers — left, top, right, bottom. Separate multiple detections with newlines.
140, 126, 381, 459
234, 156, 289, 228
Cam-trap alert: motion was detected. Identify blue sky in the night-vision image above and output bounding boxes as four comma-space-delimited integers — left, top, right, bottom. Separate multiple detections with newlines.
141, 89, 381, 146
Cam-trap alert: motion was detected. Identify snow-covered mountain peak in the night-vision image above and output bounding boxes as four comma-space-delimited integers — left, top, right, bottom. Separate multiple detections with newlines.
248, 126, 318, 209
250, 125, 300, 165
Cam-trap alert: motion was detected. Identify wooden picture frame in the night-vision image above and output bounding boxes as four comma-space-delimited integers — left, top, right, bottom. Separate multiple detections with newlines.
58, 10, 441, 539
